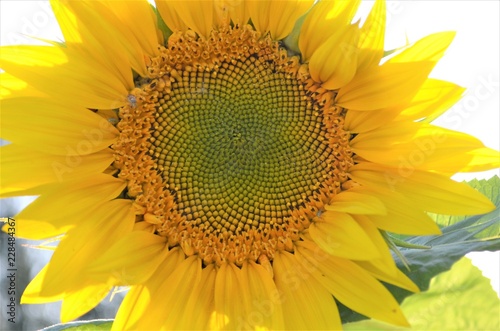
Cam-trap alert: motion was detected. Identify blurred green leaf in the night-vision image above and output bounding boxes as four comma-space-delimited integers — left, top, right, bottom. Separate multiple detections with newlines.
393, 176, 500, 294
40, 319, 112, 331
429, 176, 500, 233
402, 257, 500, 330
343, 319, 404, 331
344, 257, 500, 330
341, 176, 500, 322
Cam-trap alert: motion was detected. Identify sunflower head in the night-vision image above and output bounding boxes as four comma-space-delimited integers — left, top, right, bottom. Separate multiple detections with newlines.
1, 0, 498, 330
115, 23, 354, 268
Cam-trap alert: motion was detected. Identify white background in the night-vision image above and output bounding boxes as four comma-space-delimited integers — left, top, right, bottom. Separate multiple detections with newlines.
1, 0, 499, 316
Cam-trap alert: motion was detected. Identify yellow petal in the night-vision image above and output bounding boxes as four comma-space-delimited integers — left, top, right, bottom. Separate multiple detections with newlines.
341, 32, 455, 112
296, 240, 409, 326
310, 211, 380, 260
353, 215, 397, 271
239, 261, 285, 329
325, 189, 387, 215
345, 79, 464, 133
60, 282, 111, 322
212, 261, 285, 330
1, 98, 118, 155
389, 31, 456, 64
0, 45, 129, 109
86, 231, 168, 285
101, 0, 160, 57
336, 61, 435, 110
299, 0, 361, 61
214, 263, 246, 330
39, 200, 134, 297
181, 264, 217, 330
352, 214, 420, 292
0, 144, 114, 196
8, 174, 126, 239
49, 0, 81, 44
459, 147, 500, 172
357, 0, 386, 71
247, 0, 314, 40
22, 265, 63, 304
135, 256, 202, 330
0, 44, 67, 66
396, 78, 465, 122
112, 285, 149, 331
356, 259, 420, 293
0, 73, 44, 99
359, 189, 441, 235
351, 123, 491, 173
351, 163, 496, 215
345, 107, 402, 133
309, 23, 359, 89
112, 248, 185, 331
155, 0, 189, 33
273, 250, 342, 330
166, 0, 216, 38
53, 0, 138, 84
228, 0, 250, 25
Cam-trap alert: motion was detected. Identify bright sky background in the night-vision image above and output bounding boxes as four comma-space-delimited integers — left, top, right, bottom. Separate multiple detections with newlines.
1, 0, 499, 298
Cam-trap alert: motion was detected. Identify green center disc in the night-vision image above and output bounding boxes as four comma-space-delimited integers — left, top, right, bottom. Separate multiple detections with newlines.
152, 55, 333, 233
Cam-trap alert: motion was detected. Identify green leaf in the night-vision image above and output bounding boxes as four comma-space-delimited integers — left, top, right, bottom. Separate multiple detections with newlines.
40, 320, 113, 331
402, 257, 500, 330
395, 237, 499, 294
340, 176, 500, 322
430, 176, 500, 228
393, 176, 500, 294
343, 319, 403, 331
344, 257, 500, 330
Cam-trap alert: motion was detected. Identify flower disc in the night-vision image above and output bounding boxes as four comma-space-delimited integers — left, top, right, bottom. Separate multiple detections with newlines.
114, 26, 353, 266
5, 1, 498, 329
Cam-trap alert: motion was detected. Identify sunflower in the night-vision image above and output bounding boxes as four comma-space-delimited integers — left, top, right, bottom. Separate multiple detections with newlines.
1, 0, 499, 329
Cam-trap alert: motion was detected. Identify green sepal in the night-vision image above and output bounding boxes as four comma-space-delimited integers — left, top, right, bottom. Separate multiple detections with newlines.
385, 232, 431, 250
151, 4, 172, 44
282, 13, 307, 57
343, 257, 500, 330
